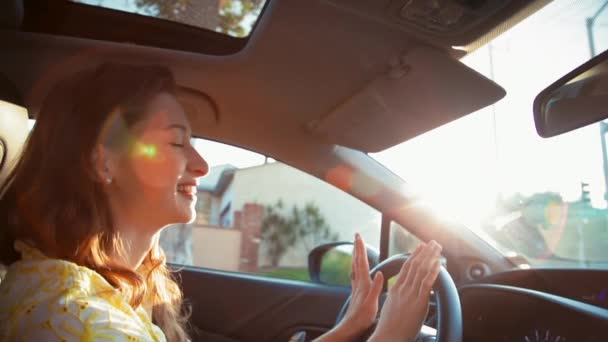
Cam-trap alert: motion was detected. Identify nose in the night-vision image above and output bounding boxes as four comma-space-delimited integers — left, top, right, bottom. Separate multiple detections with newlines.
187, 146, 209, 178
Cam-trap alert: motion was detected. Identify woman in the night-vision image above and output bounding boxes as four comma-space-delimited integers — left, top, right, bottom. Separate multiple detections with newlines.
0, 63, 441, 341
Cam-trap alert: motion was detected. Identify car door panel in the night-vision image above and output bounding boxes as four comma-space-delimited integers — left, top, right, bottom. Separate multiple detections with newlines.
177, 266, 350, 342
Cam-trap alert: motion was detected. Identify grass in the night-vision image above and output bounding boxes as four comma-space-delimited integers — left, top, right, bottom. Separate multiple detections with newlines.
261, 267, 311, 282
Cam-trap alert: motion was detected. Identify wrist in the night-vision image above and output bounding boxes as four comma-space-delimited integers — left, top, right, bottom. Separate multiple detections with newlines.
313, 328, 350, 342
327, 322, 359, 341
367, 331, 389, 342
368, 330, 414, 342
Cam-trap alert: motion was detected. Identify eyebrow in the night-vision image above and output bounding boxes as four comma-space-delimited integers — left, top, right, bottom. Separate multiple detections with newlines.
164, 124, 189, 134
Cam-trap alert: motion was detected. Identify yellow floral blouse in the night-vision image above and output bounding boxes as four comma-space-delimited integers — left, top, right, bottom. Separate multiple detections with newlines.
0, 241, 166, 341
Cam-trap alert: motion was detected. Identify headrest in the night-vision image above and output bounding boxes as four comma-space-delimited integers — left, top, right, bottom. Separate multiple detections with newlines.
0, 74, 28, 187
0, 0, 24, 30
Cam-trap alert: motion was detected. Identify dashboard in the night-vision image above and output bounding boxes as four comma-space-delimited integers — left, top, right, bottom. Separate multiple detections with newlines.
459, 269, 608, 341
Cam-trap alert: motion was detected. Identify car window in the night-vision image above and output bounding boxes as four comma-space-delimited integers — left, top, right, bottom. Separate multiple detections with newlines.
160, 137, 381, 283
70, 0, 268, 38
389, 222, 421, 257
372, 0, 608, 269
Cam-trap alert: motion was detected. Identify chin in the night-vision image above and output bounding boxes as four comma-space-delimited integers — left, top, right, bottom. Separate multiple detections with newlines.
165, 196, 197, 225
172, 207, 196, 224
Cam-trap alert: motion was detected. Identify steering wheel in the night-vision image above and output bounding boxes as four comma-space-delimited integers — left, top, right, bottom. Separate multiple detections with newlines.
335, 254, 463, 342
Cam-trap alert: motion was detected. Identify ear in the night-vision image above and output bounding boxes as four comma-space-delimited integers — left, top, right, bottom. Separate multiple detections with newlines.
92, 144, 115, 184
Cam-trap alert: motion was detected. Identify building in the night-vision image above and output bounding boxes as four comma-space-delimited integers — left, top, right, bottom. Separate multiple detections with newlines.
182, 162, 381, 273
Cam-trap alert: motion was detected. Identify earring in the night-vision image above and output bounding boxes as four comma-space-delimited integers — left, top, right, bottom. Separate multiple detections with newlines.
105, 177, 112, 185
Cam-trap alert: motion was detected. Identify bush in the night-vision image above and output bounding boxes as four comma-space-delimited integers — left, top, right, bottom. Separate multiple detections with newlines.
320, 249, 352, 287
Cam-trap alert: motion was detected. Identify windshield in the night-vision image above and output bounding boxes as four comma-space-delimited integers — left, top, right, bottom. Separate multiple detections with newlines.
372, 0, 608, 269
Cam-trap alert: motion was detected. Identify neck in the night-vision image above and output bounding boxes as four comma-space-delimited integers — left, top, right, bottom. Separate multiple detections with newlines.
111, 211, 160, 270
116, 226, 158, 270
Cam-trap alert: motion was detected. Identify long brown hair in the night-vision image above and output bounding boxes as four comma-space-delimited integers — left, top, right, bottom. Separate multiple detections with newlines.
0, 63, 190, 341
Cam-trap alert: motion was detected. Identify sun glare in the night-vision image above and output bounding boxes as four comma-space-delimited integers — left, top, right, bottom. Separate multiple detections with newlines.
413, 183, 497, 228
134, 142, 158, 159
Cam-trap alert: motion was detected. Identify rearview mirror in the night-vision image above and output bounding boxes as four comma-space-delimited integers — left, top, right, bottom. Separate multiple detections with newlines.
308, 242, 379, 287
534, 49, 608, 137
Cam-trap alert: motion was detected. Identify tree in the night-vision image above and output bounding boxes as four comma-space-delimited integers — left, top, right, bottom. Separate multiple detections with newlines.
261, 200, 338, 267
134, 0, 192, 20
521, 192, 564, 229
492, 192, 564, 230
132, 0, 265, 37
217, 0, 264, 37
484, 192, 565, 258
495, 192, 526, 214
261, 200, 297, 267
292, 202, 339, 252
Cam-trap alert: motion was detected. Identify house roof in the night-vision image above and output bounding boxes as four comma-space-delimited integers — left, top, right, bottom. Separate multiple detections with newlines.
198, 164, 237, 194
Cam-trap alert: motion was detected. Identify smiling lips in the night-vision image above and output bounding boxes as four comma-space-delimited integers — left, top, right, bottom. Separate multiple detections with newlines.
177, 184, 197, 199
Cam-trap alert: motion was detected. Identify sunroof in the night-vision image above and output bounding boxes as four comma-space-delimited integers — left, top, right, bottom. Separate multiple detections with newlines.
70, 0, 268, 38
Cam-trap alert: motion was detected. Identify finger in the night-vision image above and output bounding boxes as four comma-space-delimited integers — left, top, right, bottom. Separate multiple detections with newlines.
351, 235, 358, 291
356, 233, 370, 273
419, 260, 441, 297
366, 271, 384, 303
428, 240, 443, 254
403, 243, 435, 291
355, 233, 371, 288
394, 243, 423, 287
404, 243, 434, 289
411, 243, 441, 294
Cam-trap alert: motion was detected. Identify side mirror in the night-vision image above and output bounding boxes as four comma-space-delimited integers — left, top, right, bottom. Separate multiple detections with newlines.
308, 242, 380, 286
534, 49, 608, 137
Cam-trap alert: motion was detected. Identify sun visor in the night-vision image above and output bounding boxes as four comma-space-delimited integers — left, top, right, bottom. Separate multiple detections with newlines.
309, 47, 506, 152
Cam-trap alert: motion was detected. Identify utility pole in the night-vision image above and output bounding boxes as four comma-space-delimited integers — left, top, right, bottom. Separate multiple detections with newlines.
601, 122, 608, 203
586, 1, 608, 58
586, 1, 608, 204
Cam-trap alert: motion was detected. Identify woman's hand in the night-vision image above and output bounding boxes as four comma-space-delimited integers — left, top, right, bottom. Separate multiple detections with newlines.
337, 233, 384, 337
314, 233, 383, 341
369, 241, 442, 342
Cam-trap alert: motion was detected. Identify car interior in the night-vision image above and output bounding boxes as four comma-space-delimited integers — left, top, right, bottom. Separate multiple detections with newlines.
1, 0, 608, 341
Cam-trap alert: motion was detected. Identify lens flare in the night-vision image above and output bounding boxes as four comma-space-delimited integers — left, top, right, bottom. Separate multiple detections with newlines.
545, 200, 564, 226
134, 142, 158, 159
539, 202, 569, 259
325, 165, 353, 192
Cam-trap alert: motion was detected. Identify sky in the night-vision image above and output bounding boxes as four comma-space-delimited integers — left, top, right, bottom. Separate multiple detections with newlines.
194, 139, 266, 168
371, 0, 608, 226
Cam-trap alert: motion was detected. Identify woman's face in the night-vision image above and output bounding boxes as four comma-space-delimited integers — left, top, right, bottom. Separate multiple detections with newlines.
104, 92, 208, 229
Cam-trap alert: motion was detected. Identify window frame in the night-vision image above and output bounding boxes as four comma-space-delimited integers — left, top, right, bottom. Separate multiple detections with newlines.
22, 0, 266, 55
